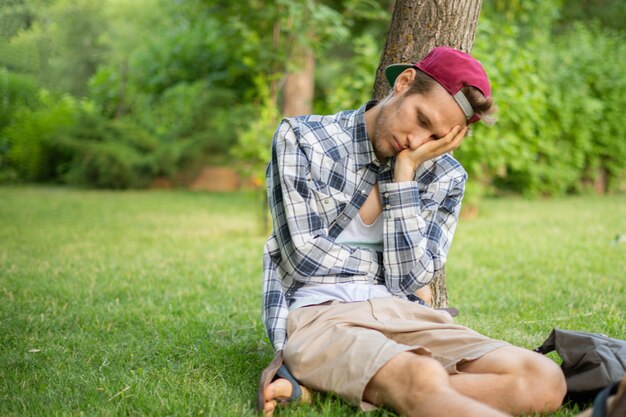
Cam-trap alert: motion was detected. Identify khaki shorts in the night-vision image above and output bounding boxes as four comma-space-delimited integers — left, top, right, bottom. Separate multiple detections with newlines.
283, 297, 509, 411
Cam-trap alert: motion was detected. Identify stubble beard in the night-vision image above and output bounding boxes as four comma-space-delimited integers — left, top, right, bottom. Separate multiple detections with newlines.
372, 102, 395, 163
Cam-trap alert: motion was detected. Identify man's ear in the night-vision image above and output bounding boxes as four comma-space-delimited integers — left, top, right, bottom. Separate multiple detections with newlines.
393, 68, 416, 95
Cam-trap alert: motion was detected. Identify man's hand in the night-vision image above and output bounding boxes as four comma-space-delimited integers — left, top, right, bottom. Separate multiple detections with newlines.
394, 125, 468, 182
415, 285, 433, 306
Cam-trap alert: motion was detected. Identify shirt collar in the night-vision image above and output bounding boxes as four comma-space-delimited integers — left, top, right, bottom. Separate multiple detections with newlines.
352, 100, 380, 171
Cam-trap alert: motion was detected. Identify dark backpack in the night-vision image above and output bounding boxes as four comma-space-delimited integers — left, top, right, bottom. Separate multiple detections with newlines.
534, 328, 626, 404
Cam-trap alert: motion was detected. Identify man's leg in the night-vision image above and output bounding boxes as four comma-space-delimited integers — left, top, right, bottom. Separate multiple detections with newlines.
449, 346, 567, 415
361, 298, 566, 415
363, 352, 511, 417
263, 340, 565, 416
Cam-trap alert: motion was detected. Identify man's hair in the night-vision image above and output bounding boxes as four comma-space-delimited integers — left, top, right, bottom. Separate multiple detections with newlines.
405, 69, 497, 125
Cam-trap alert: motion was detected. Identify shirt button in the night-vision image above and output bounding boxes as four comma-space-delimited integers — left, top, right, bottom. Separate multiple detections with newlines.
361, 190, 366, 195
385, 204, 391, 209
384, 192, 389, 198
324, 199, 329, 204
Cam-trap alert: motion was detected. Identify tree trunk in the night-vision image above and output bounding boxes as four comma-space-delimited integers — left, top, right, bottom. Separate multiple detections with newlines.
373, 0, 483, 100
373, 0, 484, 308
282, 48, 315, 117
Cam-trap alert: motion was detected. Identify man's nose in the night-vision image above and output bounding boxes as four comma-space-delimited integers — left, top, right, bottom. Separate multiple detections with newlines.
407, 129, 430, 150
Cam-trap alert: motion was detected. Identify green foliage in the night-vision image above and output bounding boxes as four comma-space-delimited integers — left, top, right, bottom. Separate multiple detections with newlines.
0, 1, 35, 39
15, 84, 252, 190
483, 0, 563, 37
86, 64, 124, 119
131, 82, 240, 147
0, 68, 39, 130
213, 0, 355, 183
42, 0, 108, 96
55, 112, 159, 189
458, 15, 626, 196
0, 0, 44, 73
1, 0, 108, 95
231, 77, 279, 182
2, 90, 82, 182
129, 13, 234, 96
314, 32, 381, 114
553, 24, 626, 192
1, 0, 624, 196
556, 0, 626, 32
224, 0, 349, 75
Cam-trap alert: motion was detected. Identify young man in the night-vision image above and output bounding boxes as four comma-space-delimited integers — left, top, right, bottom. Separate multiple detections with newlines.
258, 47, 567, 417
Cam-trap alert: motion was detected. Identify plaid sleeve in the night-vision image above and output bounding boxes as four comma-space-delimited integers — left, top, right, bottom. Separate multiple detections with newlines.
379, 173, 465, 295
261, 238, 289, 350
269, 120, 381, 283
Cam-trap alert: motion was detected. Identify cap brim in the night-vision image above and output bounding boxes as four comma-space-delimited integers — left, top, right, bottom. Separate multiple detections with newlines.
384, 63, 414, 87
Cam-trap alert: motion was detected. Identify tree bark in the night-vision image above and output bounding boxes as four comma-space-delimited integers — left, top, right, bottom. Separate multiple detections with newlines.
373, 0, 483, 100
373, 0, 484, 308
282, 48, 315, 117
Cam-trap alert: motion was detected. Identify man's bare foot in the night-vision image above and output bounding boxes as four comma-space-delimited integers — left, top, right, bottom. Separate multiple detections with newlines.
263, 378, 312, 416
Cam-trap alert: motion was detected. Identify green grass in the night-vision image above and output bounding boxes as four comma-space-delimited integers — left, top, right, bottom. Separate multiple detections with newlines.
1, 186, 624, 417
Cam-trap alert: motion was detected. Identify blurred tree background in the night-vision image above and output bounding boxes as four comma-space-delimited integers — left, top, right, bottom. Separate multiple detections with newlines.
0, 0, 624, 200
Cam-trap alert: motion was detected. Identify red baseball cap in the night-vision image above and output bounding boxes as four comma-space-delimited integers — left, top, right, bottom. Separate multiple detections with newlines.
384, 46, 491, 125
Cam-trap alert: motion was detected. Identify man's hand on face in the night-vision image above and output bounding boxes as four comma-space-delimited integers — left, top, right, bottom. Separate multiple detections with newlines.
393, 125, 468, 182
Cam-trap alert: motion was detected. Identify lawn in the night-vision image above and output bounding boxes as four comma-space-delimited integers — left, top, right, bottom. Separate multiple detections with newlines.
1, 186, 624, 417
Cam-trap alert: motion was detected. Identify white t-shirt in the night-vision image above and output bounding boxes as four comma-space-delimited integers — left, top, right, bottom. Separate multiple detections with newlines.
289, 212, 394, 310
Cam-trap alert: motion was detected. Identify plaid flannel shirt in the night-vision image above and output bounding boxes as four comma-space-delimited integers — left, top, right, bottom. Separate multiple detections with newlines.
262, 102, 467, 351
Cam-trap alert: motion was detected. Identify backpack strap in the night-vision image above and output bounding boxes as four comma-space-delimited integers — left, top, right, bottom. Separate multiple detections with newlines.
592, 381, 620, 417
533, 328, 557, 354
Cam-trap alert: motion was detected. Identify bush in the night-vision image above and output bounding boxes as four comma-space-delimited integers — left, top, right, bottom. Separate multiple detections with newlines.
2, 76, 249, 189
0, 70, 43, 183
89, 71, 249, 163
458, 19, 626, 196
314, 32, 381, 114
55, 112, 160, 189
554, 24, 626, 193
231, 75, 279, 183
2, 91, 82, 182
0, 69, 40, 131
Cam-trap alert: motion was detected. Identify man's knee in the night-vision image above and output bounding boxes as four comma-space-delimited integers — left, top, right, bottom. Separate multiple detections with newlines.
525, 352, 566, 411
365, 352, 450, 408
509, 350, 567, 412
462, 346, 566, 413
